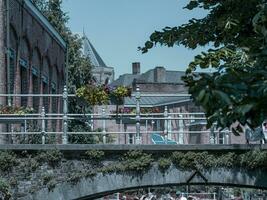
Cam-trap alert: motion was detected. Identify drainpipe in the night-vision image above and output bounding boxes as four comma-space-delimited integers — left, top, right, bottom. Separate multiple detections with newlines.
6, 0, 11, 105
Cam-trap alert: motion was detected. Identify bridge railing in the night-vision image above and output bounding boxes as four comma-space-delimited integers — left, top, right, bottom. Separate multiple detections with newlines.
0, 86, 232, 145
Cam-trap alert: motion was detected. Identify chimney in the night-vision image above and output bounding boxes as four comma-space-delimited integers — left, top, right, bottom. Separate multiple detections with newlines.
132, 62, 140, 75
154, 66, 166, 83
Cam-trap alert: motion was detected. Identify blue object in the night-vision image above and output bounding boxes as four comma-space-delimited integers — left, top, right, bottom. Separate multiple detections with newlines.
166, 139, 177, 144
151, 133, 177, 144
151, 133, 166, 144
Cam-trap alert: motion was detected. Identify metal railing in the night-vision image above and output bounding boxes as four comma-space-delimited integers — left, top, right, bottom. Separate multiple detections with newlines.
0, 86, 231, 145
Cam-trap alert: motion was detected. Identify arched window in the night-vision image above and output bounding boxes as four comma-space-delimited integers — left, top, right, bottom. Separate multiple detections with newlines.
51, 66, 58, 131
32, 48, 41, 111
9, 26, 18, 99
42, 58, 50, 112
20, 38, 30, 106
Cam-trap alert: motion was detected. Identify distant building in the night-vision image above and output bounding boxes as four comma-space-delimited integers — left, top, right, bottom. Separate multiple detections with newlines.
94, 62, 246, 145
82, 33, 114, 85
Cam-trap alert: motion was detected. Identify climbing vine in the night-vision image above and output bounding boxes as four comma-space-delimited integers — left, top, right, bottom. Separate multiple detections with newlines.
1, 149, 267, 198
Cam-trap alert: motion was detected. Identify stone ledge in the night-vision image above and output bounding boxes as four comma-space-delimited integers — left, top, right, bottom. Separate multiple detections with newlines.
0, 144, 265, 153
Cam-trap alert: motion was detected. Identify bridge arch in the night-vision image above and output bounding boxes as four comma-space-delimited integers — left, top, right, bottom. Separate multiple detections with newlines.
22, 165, 267, 200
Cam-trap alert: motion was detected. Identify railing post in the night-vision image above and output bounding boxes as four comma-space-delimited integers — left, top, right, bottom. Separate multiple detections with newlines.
135, 86, 141, 144
167, 115, 172, 140
102, 107, 106, 144
209, 125, 216, 144
178, 114, 184, 144
225, 129, 230, 144
62, 86, 68, 144
41, 107, 46, 145
164, 106, 168, 142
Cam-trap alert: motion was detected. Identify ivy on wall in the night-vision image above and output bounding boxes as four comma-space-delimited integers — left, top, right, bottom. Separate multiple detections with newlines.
0, 149, 267, 199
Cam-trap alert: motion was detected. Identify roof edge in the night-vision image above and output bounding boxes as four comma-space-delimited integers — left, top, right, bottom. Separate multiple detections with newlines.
24, 0, 66, 49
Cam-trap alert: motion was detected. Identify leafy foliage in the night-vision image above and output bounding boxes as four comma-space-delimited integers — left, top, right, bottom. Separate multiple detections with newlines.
35, 149, 62, 167
0, 106, 34, 114
120, 150, 154, 172
140, 0, 267, 132
158, 157, 172, 172
32, 0, 93, 143
0, 151, 18, 172
76, 85, 131, 105
0, 178, 11, 200
85, 150, 105, 161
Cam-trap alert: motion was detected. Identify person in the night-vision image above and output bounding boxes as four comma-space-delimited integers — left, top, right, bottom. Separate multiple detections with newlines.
262, 121, 267, 143
180, 193, 187, 200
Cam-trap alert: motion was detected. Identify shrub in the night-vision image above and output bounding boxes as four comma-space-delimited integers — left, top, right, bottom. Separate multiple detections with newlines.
0, 178, 11, 200
42, 174, 54, 185
158, 158, 172, 172
85, 150, 105, 161
121, 150, 153, 172
0, 151, 18, 172
36, 149, 62, 167
216, 152, 237, 168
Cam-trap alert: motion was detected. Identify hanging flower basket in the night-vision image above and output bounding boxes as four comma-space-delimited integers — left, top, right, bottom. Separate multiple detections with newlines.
76, 85, 131, 107
0, 105, 35, 123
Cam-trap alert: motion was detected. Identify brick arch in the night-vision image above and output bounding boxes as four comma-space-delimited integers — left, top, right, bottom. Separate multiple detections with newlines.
20, 36, 31, 106
32, 47, 42, 70
20, 35, 32, 60
42, 57, 51, 112
31, 47, 42, 110
9, 24, 18, 96
9, 24, 18, 51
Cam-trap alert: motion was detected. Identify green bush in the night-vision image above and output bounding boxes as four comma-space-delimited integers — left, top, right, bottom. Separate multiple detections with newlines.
42, 174, 54, 185
47, 179, 56, 191
240, 151, 267, 169
0, 178, 11, 199
158, 158, 172, 172
36, 149, 62, 167
121, 150, 153, 172
216, 152, 237, 168
0, 151, 18, 172
85, 150, 105, 161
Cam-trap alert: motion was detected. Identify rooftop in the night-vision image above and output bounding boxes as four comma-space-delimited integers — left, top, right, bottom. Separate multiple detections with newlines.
110, 65, 186, 87
26, 0, 66, 49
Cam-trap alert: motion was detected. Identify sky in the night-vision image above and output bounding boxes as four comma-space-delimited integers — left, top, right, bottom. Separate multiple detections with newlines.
62, 0, 207, 78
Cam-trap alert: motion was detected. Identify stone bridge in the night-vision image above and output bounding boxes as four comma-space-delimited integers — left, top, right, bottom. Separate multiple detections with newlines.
0, 144, 266, 200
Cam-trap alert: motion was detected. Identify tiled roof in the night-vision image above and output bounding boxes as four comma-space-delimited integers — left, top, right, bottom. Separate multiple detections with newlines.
26, 0, 66, 48
124, 96, 190, 107
110, 68, 186, 87
83, 34, 107, 67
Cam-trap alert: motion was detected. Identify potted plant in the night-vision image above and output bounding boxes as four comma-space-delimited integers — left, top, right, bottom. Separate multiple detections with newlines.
0, 105, 34, 123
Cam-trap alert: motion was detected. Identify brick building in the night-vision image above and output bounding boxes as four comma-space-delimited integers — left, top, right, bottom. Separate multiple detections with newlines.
93, 63, 246, 145
0, 0, 66, 142
0, 0, 66, 110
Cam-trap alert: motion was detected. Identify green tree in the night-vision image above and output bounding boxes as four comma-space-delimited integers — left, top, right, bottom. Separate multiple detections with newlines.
33, 0, 94, 142
140, 0, 267, 133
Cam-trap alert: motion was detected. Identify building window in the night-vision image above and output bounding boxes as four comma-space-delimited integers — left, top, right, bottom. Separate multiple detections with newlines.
42, 75, 49, 112
128, 134, 134, 144
32, 66, 40, 111
51, 82, 57, 131
20, 58, 29, 106
8, 49, 15, 100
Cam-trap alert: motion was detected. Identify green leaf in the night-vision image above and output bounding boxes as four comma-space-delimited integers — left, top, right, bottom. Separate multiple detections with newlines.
213, 90, 232, 105
236, 104, 254, 115
196, 89, 206, 102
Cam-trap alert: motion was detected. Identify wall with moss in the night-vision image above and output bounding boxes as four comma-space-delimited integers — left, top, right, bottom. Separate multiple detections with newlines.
0, 149, 267, 199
